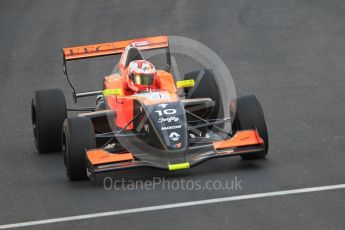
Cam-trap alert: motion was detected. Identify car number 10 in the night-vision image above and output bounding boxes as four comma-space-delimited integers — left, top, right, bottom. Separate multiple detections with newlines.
155, 109, 177, 116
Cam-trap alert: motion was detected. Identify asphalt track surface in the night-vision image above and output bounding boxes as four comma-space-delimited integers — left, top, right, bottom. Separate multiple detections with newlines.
1, 0, 345, 229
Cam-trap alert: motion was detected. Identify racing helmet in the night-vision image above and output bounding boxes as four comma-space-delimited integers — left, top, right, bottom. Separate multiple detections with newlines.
127, 60, 156, 92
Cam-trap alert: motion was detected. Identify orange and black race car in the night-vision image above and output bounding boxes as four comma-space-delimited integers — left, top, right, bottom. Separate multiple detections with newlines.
31, 36, 269, 181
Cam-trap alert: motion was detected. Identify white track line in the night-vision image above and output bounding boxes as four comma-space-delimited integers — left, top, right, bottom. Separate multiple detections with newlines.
1, 184, 345, 229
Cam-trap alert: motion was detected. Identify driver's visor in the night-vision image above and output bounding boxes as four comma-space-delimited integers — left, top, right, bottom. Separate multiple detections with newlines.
130, 74, 154, 86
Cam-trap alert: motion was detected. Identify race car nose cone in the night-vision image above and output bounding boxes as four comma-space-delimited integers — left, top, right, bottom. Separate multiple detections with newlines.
145, 101, 189, 151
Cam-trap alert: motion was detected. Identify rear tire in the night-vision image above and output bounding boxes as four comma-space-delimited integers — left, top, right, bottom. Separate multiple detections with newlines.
31, 89, 67, 153
63, 117, 96, 181
231, 95, 269, 159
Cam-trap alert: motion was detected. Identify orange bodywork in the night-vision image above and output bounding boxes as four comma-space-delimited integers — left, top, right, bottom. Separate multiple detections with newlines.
155, 70, 177, 93
103, 74, 134, 129
87, 149, 133, 165
213, 130, 264, 150
63, 35, 168, 61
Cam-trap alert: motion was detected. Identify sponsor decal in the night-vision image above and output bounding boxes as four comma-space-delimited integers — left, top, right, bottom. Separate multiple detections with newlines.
161, 125, 182, 130
104, 143, 116, 150
103, 89, 123, 96
158, 103, 168, 108
144, 124, 149, 132
176, 79, 195, 88
158, 116, 179, 123
131, 41, 149, 47
138, 92, 169, 100
169, 132, 180, 141
168, 162, 190, 170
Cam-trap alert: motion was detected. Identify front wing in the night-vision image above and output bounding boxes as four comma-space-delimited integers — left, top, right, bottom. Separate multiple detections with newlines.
86, 130, 264, 178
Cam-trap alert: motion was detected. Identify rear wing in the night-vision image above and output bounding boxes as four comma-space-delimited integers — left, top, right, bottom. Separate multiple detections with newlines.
61, 35, 170, 102
62, 35, 169, 61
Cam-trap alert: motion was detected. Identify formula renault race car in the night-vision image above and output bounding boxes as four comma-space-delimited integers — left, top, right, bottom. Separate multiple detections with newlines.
31, 36, 269, 181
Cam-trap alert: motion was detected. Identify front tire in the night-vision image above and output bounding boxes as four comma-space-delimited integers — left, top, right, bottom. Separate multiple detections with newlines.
184, 69, 224, 129
31, 89, 67, 153
231, 95, 269, 159
63, 117, 96, 181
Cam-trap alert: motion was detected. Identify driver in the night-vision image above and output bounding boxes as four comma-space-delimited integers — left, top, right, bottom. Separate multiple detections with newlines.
126, 60, 157, 93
